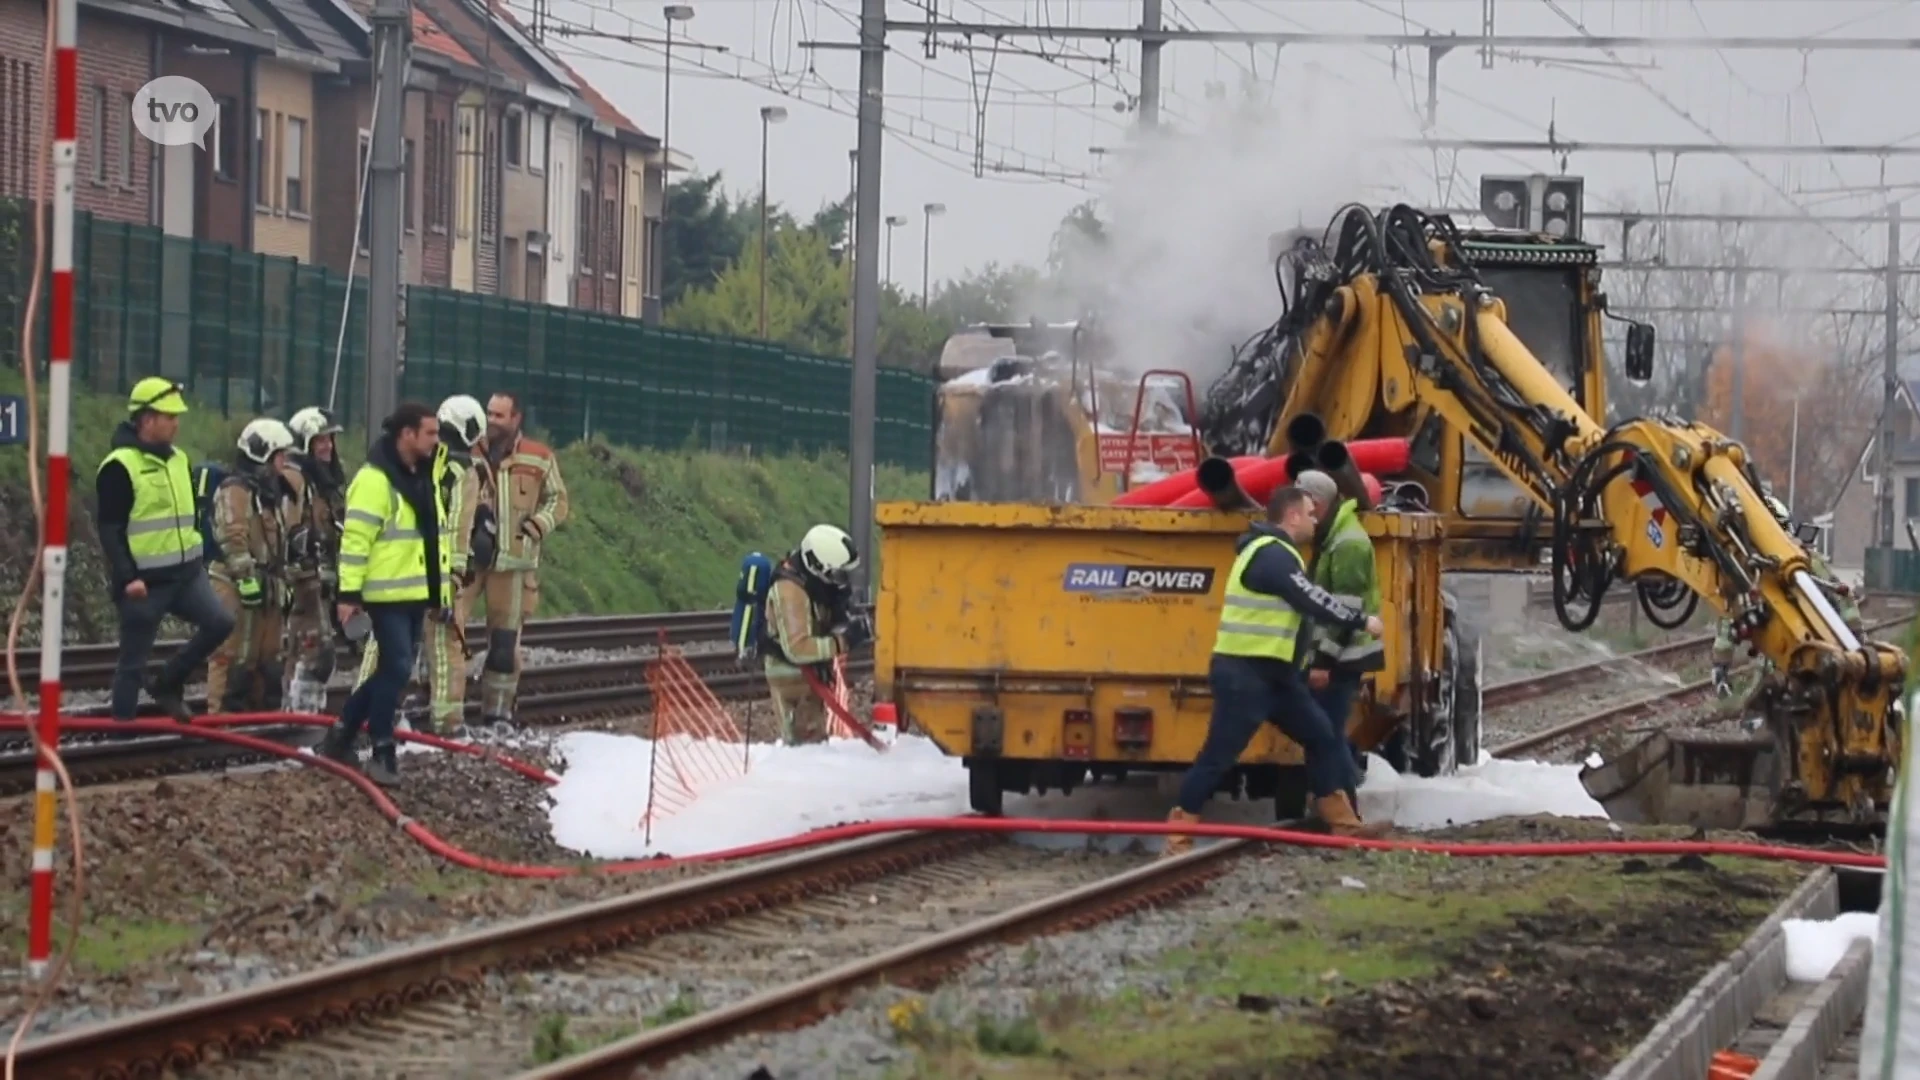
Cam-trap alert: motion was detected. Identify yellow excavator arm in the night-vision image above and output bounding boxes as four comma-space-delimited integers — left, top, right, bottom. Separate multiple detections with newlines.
1232, 204, 1904, 826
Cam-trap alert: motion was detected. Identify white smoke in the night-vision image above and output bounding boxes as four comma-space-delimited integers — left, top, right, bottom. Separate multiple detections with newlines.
1036, 63, 1427, 390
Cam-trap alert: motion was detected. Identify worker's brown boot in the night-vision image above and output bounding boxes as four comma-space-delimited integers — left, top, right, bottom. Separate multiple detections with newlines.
1161, 808, 1201, 859
1314, 792, 1391, 839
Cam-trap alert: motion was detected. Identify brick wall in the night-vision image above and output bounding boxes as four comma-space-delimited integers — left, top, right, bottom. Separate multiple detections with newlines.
401, 86, 423, 283
251, 59, 313, 261
310, 77, 369, 276
418, 86, 452, 286
160, 38, 248, 248
0, 0, 154, 224
573, 131, 621, 314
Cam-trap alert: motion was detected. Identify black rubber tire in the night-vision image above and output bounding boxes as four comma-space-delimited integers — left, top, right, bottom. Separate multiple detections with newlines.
967, 761, 1004, 816
1414, 616, 1480, 778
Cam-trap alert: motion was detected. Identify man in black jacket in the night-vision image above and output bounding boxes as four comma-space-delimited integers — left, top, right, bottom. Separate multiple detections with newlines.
1163, 485, 1389, 855
95, 377, 237, 722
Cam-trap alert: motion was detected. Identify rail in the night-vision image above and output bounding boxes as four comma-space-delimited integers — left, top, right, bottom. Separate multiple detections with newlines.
512, 839, 1244, 1079
9, 831, 1240, 1079
1488, 613, 1912, 761
7, 610, 738, 697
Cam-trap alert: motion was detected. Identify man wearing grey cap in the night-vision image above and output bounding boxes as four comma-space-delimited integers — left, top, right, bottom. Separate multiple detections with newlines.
1295, 469, 1383, 800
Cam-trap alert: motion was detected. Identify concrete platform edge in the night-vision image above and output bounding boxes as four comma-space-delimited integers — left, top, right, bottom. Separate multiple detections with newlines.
1750, 936, 1874, 1080
1602, 868, 1839, 1080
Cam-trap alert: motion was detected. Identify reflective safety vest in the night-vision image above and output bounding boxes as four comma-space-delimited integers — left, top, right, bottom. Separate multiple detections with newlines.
1309, 500, 1384, 669
338, 462, 450, 605
99, 445, 202, 573
1212, 534, 1304, 662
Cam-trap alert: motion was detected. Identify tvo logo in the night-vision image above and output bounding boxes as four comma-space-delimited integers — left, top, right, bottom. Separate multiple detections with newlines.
131, 76, 217, 149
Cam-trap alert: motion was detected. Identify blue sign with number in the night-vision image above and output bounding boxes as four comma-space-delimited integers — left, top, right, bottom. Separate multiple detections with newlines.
0, 394, 23, 446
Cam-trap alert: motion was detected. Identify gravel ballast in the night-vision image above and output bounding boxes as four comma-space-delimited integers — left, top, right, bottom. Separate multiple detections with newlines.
643, 817, 1809, 1080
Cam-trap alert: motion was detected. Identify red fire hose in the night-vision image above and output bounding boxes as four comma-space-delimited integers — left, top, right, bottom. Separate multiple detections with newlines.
0, 713, 1890, 874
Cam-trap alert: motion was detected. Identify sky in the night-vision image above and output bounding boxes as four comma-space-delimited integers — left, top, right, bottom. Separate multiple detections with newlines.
522, 0, 1920, 304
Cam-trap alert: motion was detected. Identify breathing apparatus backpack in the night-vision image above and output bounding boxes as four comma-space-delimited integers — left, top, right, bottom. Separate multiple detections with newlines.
730, 551, 777, 662
189, 462, 228, 564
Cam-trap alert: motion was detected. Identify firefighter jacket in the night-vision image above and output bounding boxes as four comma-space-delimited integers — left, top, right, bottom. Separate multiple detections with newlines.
485, 434, 568, 572
434, 443, 495, 577
763, 565, 847, 675
338, 434, 449, 607
285, 453, 347, 587
1305, 498, 1385, 675
209, 466, 297, 603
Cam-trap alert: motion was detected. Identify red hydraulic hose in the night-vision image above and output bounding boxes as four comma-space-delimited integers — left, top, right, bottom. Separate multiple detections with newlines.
1341, 437, 1412, 476
1170, 462, 1384, 509
1112, 455, 1259, 507
0, 713, 1892, 875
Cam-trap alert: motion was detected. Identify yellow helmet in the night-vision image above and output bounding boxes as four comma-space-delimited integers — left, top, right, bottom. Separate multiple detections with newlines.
127, 376, 188, 415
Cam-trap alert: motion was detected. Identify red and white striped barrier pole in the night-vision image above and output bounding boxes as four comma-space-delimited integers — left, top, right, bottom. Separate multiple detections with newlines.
29, 0, 79, 980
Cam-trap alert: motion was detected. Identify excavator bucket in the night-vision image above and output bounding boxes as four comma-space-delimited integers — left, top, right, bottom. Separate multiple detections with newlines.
1577, 729, 1782, 833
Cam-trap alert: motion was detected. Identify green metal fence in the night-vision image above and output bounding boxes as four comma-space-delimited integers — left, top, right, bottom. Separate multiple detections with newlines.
0, 200, 935, 469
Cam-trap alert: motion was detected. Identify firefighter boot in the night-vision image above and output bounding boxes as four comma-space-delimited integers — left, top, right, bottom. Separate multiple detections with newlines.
366, 742, 400, 787
1161, 808, 1202, 859
313, 723, 358, 767
1314, 791, 1391, 839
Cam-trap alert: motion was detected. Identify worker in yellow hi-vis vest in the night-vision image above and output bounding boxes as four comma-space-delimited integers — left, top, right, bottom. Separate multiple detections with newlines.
312, 403, 451, 786
95, 377, 236, 723
1163, 484, 1389, 857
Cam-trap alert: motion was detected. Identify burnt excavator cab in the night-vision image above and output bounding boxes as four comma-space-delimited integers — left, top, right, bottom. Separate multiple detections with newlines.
931, 320, 1198, 506
933, 321, 1102, 504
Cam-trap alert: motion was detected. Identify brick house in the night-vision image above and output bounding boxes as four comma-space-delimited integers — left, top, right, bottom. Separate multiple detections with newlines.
558, 69, 656, 317
2, 0, 667, 316
0, 0, 271, 231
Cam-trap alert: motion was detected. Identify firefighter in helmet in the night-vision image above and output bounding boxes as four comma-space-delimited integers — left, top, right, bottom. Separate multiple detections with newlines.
283, 406, 349, 713
761, 524, 871, 745
205, 418, 299, 713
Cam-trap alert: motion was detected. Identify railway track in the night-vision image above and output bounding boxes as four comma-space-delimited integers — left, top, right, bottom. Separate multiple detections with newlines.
11, 829, 1242, 1079
1487, 613, 1913, 762
5, 610, 737, 698
0, 647, 874, 796
1485, 594, 1916, 711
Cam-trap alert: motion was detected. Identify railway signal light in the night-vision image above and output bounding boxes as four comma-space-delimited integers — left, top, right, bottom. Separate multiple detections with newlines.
1540, 176, 1585, 239
1479, 175, 1532, 230
1477, 173, 1586, 240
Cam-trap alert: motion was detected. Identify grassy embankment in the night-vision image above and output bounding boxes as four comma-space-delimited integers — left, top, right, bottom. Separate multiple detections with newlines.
0, 367, 926, 643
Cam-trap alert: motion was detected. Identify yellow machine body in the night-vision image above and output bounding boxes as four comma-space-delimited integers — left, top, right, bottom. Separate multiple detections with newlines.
885, 205, 1906, 830
874, 500, 1455, 814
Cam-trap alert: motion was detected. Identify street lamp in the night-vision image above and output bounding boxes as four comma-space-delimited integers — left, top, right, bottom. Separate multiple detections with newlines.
921, 202, 946, 312
758, 104, 788, 338
884, 214, 907, 286
659, 4, 693, 313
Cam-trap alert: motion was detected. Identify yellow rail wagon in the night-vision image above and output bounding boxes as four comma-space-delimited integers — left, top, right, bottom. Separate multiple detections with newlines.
873, 500, 1479, 816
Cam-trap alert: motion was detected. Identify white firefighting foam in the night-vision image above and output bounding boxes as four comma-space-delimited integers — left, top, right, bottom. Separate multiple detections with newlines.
543, 731, 1605, 860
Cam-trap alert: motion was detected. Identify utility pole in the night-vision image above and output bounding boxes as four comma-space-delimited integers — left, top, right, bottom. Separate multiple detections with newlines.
1137, 0, 1161, 129
846, 148, 857, 356
1880, 202, 1902, 549
365, 0, 410, 434
848, 0, 883, 598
